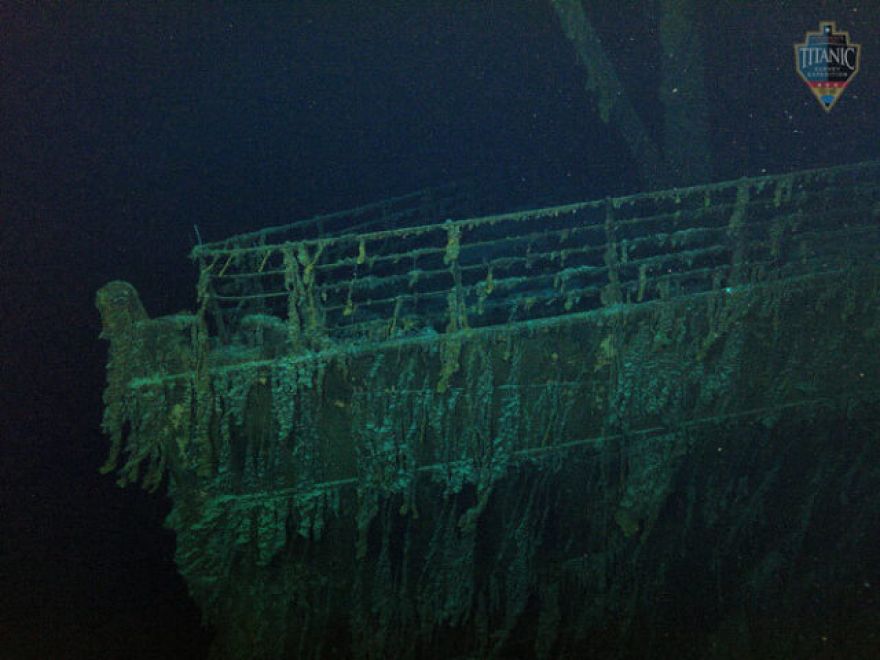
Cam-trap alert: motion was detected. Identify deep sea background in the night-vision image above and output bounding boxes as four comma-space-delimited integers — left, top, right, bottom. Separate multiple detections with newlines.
1, 2, 878, 657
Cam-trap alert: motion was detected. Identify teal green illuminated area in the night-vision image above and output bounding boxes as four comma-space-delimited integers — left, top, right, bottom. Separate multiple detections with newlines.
98, 162, 880, 659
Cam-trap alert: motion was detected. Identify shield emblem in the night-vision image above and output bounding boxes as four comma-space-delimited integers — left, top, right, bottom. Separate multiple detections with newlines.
795, 22, 861, 112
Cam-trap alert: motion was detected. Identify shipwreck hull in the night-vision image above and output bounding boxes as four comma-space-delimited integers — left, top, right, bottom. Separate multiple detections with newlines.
98, 162, 880, 658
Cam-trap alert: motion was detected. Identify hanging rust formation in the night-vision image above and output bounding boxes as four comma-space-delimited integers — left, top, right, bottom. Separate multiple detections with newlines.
97, 162, 880, 659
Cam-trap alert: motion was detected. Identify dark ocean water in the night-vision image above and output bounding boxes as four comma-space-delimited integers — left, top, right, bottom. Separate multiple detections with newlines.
2, 2, 878, 658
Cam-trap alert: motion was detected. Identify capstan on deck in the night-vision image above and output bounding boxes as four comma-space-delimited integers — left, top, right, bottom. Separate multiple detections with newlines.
97, 161, 880, 659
